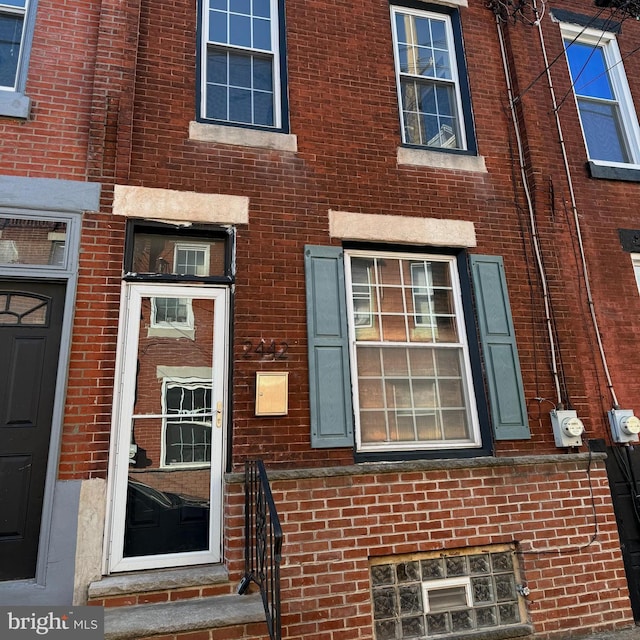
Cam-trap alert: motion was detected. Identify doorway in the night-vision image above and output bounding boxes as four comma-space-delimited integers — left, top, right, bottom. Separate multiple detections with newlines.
592, 439, 640, 621
0, 280, 65, 581
108, 284, 229, 573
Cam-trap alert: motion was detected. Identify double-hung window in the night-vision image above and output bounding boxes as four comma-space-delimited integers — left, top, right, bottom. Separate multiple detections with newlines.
390, 4, 473, 152
0, 0, 34, 118
305, 246, 530, 460
345, 252, 481, 452
562, 23, 640, 167
200, 0, 285, 129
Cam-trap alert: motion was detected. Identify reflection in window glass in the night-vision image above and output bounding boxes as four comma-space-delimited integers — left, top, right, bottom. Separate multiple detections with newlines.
131, 233, 225, 277
0, 216, 67, 267
348, 252, 479, 451
164, 381, 213, 466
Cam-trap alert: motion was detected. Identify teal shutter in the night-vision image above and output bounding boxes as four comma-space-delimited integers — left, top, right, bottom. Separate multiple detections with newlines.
304, 245, 354, 448
470, 255, 530, 440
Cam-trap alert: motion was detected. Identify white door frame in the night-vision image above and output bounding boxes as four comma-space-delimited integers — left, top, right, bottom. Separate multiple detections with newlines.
105, 283, 229, 573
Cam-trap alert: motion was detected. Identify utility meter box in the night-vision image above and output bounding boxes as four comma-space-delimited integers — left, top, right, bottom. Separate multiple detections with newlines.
550, 409, 585, 448
608, 409, 640, 444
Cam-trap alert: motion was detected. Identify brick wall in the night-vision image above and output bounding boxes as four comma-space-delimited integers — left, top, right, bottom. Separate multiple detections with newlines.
225, 456, 634, 639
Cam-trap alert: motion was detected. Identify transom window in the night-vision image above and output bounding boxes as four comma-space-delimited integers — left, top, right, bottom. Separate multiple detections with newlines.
201, 0, 282, 128
345, 251, 480, 452
163, 379, 213, 467
0, 0, 27, 91
562, 23, 640, 165
391, 6, 467, 150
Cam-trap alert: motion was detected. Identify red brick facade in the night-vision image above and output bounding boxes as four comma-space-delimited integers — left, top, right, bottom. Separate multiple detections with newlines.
3, 0, 640, 637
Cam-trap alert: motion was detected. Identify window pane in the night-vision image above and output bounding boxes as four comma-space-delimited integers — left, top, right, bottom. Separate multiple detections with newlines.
230, 0, 250, 12
253, 55, 273, 91
209, 10, 227, 44
207, 50, 227, 84
0, 216, 68, 267
0, 13, 23, 89
207, 84, 228, 120
229, 54, 252, 87
253, 0, 270, 18
253, 16, 271, 50
229, 13, 251, 47
130, 233, 226, 277
578, 98, 629, 163
254, 91, 273, 125
565, 41, 613, 100
229, 86, 252, 122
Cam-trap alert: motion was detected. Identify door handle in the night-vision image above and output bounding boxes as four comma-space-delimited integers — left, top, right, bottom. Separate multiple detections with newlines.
216, 402, 223, 428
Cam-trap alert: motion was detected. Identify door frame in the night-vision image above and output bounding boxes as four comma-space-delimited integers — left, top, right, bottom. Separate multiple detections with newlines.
105, 282, 230, 574
0, 208, 81, 586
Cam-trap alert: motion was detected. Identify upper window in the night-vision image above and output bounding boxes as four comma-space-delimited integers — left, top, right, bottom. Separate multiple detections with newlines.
200, 0, 286, 130
345, 251, 481, 453
390, 5, 473, 152
0, 0, 34, 118
562, 23, 640, 166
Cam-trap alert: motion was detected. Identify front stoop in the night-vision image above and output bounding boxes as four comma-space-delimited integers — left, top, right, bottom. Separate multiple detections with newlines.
102, 593, 265, 640
88, 566, 268, 640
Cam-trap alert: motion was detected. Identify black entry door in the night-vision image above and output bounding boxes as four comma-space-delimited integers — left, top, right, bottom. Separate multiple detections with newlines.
0, 281, 65, 581
592, 439, 640, 620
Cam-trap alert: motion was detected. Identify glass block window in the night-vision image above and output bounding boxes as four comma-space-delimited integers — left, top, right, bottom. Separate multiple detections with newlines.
370, 546, 525, 639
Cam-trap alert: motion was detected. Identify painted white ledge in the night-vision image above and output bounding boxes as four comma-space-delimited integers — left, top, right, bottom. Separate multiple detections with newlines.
189, 121, 297, 152
397, 147, 487, 173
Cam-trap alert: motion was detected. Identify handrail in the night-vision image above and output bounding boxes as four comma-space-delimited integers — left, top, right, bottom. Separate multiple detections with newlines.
238, 460, 283, 640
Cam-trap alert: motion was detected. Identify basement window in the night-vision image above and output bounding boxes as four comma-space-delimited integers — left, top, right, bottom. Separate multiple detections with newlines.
370, 545, 528, 639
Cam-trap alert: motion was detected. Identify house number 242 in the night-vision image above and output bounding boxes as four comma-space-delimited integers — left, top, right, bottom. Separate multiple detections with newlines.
242, 339, 289, 360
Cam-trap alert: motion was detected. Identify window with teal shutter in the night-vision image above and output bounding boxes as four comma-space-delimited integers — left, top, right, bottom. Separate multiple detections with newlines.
304, 247, 528, 455
470, 255, 530, 440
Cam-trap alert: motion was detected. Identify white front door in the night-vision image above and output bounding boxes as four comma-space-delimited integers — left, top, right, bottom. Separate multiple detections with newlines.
107, 283, 228, 573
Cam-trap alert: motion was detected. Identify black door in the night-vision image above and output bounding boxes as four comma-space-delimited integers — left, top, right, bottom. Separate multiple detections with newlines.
0, 281, 65, 581
591, 439, 640, 620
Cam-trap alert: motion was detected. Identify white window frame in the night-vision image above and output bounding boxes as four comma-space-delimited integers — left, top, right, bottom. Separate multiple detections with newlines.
561, 22, 640, 168
161, 377, 213, 469
390, 5, 467, 150
0, 0, 35, 118
345, 250, 481, 453
200, 0, 282, 129
632, 253, 640, 294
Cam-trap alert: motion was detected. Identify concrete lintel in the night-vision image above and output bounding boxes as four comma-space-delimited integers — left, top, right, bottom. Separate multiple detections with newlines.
112, 185, 249, 225
329, 210, 477, 248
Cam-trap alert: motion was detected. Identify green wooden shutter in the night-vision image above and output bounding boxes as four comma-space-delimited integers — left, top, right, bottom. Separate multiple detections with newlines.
470, 255, 530, 440
304, 245, 354, 448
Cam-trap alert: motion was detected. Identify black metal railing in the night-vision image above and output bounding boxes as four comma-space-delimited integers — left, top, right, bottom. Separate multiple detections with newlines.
238, 459, 283, 640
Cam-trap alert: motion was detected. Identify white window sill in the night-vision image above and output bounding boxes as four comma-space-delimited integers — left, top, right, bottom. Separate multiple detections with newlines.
189, 121, 297, 152
588, 160, 640, 182
0, 90, 31, 119
397, 146, 487, 173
